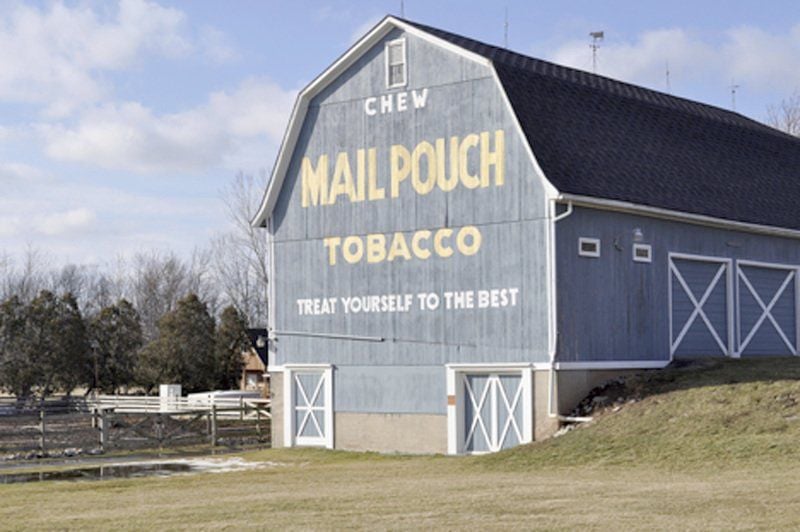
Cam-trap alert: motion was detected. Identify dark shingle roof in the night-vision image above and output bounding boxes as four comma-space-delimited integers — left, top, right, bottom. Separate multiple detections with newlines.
404, 19, 800, 231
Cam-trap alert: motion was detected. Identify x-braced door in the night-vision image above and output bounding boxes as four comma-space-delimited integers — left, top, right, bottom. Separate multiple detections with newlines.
669, 255, 733, 357
463, 373, 524, 453
287, 367, 333, 448
737, 262, 798, 356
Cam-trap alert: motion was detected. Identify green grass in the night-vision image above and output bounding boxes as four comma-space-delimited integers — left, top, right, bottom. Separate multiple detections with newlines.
482, 357, 800, 470
4, 358, 800, 530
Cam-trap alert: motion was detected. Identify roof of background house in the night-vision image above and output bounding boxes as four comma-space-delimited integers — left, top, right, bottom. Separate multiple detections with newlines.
403, 19, 800, 232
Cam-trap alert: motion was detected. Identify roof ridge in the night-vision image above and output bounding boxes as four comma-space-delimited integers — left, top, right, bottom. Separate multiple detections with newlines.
399, 17, 788, 140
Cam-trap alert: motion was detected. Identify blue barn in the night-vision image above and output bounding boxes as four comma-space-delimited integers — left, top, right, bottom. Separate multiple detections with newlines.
253, 17, 800, 454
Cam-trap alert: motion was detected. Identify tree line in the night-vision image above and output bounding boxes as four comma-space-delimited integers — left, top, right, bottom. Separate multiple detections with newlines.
0, 172, 267, 399
0, 290, 251, 399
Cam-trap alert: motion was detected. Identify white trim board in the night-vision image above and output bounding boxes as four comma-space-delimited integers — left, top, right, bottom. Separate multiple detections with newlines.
561, 194, 800, 241
553, 361, 669, 370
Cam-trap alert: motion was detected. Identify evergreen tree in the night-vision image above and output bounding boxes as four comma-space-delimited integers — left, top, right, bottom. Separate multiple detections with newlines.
0, 291, 91, 398
0, 296, 33, 397
53, 292, 91, 395
89, 299, 143, 393
214, 305, 249, 389
137, 293, 216, 393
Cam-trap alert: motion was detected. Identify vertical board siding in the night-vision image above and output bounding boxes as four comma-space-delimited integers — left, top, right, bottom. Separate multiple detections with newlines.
556, 206, 800, 362
270, 30, 551, 415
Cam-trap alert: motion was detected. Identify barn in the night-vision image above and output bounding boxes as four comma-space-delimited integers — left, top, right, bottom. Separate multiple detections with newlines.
252, 16, 800, 454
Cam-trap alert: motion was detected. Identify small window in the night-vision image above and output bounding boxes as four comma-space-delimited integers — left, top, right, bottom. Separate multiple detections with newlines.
385, 38, 407, 88
578, 237, 601, 258
633, 243, 652, 263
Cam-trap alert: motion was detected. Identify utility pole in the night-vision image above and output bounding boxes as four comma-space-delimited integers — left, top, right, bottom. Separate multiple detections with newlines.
504, 6, 509, 49
730, 81, 740, 111
589, 31, 604, 74
665, 61, 671, 94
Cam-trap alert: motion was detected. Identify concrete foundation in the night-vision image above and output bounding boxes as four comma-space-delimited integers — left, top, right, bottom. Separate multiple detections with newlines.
269, 367, 648, 453
269, 372, 284, 448
335, 412, 447, 454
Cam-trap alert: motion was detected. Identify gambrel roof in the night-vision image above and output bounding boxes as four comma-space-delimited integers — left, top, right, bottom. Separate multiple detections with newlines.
404, 19, 800, 232
255, 16, 800, 235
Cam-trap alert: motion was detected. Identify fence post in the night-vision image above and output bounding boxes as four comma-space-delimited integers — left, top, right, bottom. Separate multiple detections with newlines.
210, 404, 218, 447
256, 408, 262, 437
239, 397, 244, 421
98, 409, 107, 452
38, 408, 46, 456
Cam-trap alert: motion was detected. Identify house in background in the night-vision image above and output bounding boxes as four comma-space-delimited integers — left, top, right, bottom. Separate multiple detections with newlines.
253, 16, 800, 455
242, 328, 269, 396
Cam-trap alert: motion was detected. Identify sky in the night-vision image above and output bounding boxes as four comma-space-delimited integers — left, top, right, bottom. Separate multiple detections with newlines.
2, 0, 800, 268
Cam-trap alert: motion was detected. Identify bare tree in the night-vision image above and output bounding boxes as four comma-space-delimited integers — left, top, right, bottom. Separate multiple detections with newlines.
128, 249, 219, 341
212, 171, 269, 327
767, 91, 800, 136
0, 247, 47, 303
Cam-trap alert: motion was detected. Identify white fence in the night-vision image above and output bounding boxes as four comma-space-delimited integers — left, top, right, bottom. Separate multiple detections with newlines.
87, 395, 271, 419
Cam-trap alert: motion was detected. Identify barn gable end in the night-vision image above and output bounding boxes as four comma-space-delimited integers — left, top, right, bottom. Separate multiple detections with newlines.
260, 18, 555, 453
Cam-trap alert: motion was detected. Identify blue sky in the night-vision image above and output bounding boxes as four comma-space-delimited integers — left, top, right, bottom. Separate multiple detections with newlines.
1, 0, 799, 267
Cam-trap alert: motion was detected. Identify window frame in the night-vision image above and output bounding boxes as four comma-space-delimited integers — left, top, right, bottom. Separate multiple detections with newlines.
385, 38, 408, 89
633, 243, 653, 263
578, 237, 601, 258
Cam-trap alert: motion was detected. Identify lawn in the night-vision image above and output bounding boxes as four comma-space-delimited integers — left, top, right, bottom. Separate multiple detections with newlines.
3, 358, 800, 530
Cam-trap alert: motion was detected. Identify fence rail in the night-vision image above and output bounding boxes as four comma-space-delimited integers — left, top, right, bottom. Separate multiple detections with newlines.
0, 395, 271, 459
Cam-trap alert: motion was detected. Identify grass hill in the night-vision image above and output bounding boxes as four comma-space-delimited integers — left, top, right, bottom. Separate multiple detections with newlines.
480, 357, 800, 470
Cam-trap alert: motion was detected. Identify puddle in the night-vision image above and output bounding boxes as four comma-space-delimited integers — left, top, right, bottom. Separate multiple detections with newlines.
0, 457, 269, 484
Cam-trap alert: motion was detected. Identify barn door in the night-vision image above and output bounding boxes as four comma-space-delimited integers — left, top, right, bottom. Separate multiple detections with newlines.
285, 366, 333, 448
463, 373, 524, 453
736, 262, 798, 356
669, 255, 733, 357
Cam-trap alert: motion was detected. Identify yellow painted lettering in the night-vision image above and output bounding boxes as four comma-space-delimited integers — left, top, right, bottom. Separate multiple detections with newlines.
342, 236, 364, 264
390, 144, 411, 198
433, 228, 454, 258
456, 226, 482, 256
367, 148, 384, 200
411, 141, 437, 195
323, 236, 341, 265
481, 130, 505, 187
411, 230, 432, 259
328, 152, 357, 205
355, 149, 366, 202
387, 232, 412, 261
301, 155, 329, 207
459, 134, 480, 189
366, 233, 387, 263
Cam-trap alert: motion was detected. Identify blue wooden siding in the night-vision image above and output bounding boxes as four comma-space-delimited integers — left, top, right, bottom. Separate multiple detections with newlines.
556, 206, 800, 362
270, 29, 551, 415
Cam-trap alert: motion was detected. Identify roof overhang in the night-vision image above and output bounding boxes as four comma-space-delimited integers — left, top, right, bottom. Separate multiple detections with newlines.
250, 16, 492, 228
560, 193, 800, 240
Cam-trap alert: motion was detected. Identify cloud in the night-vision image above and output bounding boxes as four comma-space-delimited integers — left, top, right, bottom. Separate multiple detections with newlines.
0, 162, 48, 183
39, 78, 296, 174
200, 26, 239, 64
35, 208, 96, 236
0, 0, 191, 117
546, 24, 800, 97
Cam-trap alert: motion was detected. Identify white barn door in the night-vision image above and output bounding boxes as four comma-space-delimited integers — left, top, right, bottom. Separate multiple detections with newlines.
447, 366, 532, 455
736, 262, 798, 356
669, 254, 733, 357
283, 365, 334, 448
